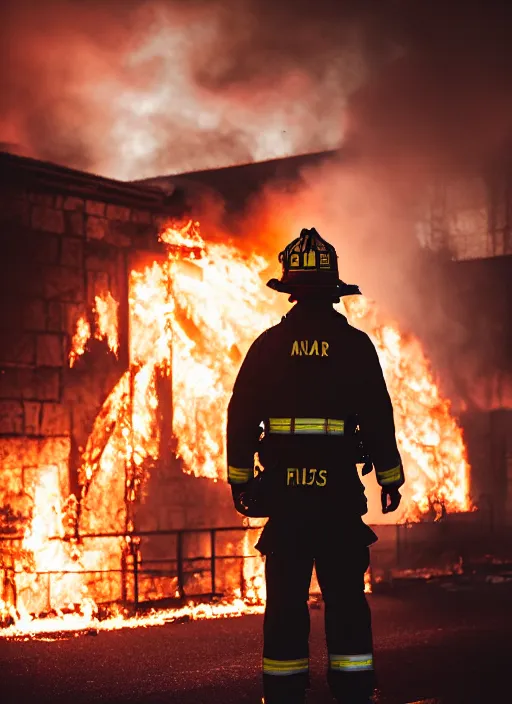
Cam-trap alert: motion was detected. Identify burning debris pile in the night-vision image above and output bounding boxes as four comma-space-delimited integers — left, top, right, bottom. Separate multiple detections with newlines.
0, 221, 470, 637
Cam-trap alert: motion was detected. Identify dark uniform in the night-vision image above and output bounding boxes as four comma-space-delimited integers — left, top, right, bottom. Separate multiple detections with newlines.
226, 229, 404, 704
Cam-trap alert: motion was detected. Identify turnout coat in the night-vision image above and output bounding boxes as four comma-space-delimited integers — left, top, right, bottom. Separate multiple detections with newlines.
226, 303, 404, 553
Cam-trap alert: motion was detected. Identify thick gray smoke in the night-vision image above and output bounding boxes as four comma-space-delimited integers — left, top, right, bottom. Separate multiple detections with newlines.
2, 1, 512, 177
0, 0, 402, 178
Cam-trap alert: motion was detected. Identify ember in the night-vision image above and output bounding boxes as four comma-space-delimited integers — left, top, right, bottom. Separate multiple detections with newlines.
0, 220, 470, 636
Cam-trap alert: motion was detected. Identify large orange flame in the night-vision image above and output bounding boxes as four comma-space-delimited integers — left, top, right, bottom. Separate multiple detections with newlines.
344, 296, 471, 522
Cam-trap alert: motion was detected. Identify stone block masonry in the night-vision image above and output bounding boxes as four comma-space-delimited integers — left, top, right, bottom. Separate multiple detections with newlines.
43, 265, 85, 303
0, 164, 173, 453
0, 368, 61, 403
36, 334, 64, 367
0, 152, 239, 546
86, 215, 109, 241
0, 401, 23, 434
31, 205, 65, 234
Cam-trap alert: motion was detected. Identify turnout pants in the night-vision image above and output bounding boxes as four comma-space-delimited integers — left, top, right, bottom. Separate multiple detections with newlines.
262, 543, 374, 703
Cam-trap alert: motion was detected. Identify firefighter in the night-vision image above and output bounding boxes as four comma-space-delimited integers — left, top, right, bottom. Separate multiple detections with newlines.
226, 228, 404, 704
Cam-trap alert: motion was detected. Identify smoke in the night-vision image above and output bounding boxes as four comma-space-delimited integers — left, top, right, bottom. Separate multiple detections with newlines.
0, 0, 148, 175
340, 0, 512, 410
347, 1, 512, 170
0, 0, 403, 179
2, 1, 512, 178
2, 0, 511, 410
222, 1, 512, 412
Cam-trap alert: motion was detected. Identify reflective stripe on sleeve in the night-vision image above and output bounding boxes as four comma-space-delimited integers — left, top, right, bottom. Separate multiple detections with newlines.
295, 417, 326, 434
268, 418, 293, 433
377, 464, 402, 485
326, 418, 344, 434
228, 466, 254, 484
329, 653, 374, 672
263, 657, 309, 676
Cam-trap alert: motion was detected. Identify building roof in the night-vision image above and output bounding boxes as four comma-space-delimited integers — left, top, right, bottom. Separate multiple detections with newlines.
134, 149, 339, 212
0, 151, 185, 212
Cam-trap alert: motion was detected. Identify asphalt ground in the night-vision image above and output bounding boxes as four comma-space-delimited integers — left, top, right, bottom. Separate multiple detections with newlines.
1, 581, 511, 704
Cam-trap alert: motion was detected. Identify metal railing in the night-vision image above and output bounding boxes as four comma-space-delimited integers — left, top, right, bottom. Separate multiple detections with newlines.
0, 525, 263, 616
1, 509, 500, 620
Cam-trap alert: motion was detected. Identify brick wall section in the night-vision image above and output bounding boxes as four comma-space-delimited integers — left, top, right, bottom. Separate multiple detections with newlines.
0, 181, 169, 530
0, 175, 239, 543
0, 185, 167, 435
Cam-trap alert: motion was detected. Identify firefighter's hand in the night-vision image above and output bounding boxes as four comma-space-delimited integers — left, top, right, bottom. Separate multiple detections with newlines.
234, 490, 257, 517
381, 486, 401, 514
232, 486, 271, 518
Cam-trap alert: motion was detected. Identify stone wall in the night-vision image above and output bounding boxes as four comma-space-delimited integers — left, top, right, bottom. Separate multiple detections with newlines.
0, 182, 156, 526
0, 159, 239, 555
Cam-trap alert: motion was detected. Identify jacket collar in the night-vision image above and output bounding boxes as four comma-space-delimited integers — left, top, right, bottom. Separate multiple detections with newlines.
284, 302, 348, 323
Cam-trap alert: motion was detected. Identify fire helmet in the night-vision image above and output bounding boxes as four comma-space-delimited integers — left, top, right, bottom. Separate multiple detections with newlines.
266, 227, 361, 298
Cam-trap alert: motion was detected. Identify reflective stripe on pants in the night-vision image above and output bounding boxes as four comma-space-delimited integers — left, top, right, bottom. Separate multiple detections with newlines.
329, 653, 374, 671
263, 657, 309, 676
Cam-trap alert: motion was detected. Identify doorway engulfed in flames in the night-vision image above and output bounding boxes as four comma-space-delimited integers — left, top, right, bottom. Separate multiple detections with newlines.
0, 220, 470, 637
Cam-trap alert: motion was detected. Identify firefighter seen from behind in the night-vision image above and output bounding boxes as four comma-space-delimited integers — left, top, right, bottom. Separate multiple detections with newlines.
226, 227, 405, 704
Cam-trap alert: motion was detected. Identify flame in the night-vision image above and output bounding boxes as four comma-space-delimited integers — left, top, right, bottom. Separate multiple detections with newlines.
343, 295, 471, 520
160, 219, 205, 252
364, 569, 372, 594
94, 292, 120, 357
2, 219, 471, 636
68, 292, 120, 367
69, 316, 91, 367
135, 221, 283, 479
11, 466, 96, 626
241, 527, 267, 604
0, 598, 265, 641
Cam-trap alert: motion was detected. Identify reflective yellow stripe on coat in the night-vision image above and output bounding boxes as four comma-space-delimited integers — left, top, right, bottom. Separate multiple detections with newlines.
329, 653, 374, 671
268, 417, 344, 436
377, 464, 402, 486
263, 657, 309, 676
228, 466, 254, 484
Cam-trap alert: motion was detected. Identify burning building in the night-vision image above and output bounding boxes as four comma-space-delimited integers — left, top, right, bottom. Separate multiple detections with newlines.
0, 151, 269, 630
0, 146, 480, 635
